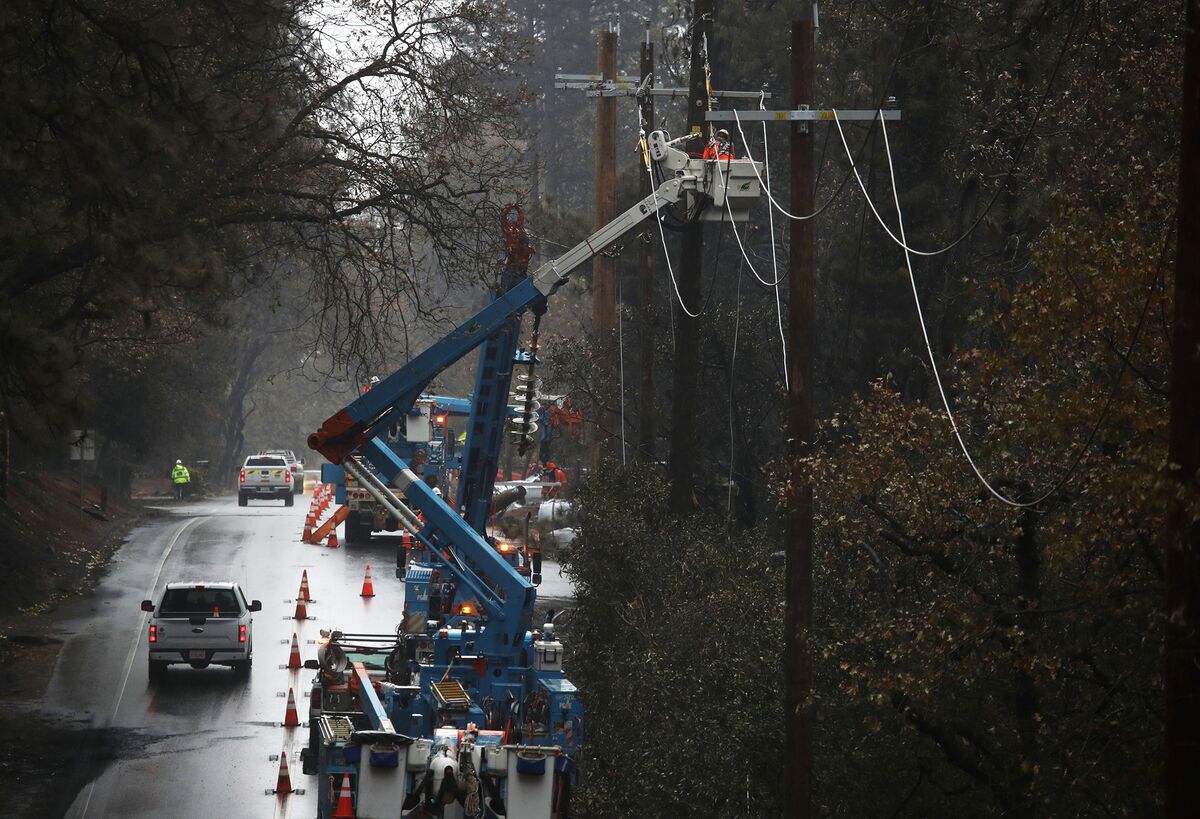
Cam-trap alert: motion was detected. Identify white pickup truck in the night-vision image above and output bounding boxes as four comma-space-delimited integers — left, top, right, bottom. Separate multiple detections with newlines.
142, 582, 262, 679
238, 454, 294, 506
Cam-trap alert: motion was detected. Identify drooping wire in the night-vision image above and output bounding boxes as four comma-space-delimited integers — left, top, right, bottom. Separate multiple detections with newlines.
716, 160, 790, 390
832, 0, 1084, 257
879, 110, 1171, 508
761, 120, 789, 389
733, 108, 861, 222
649, 164, 703, 318
717, 161, 783, 287
727, 231, 745, 514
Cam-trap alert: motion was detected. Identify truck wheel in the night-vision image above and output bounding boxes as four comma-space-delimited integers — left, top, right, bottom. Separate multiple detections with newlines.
238, 493, 248, 507
346, 519, 371, 545
148, 661, 167, 681
284, 493, 294, 507
233, 658, 252, 678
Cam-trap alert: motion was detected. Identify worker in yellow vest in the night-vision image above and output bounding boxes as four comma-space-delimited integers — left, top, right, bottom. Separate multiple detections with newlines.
171, 459, 191, 501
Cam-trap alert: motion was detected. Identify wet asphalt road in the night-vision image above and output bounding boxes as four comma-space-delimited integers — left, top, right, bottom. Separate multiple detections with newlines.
42, 496, 573, 819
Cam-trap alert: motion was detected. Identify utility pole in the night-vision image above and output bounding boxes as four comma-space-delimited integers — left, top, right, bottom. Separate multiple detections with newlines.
787, 9, 816, 817
637, 25, 655, 462
590, 28, 619, 472
667, 0, 714, 512
0, 410, 8, 502
1165, 0, 1200, 813
556, 37, 765, 468
705, 6, 898, 814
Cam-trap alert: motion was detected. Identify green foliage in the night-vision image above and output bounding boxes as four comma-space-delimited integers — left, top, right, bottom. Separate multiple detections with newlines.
562, 465, 784, 817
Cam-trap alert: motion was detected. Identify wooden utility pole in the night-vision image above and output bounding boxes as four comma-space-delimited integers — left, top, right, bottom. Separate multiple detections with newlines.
1165, 0, 1200, 813
667, 0, 713, 511
637, 27, 655, 462
0, 411, 8, 501
785, 9, 815, 818
590, 28, 619, 472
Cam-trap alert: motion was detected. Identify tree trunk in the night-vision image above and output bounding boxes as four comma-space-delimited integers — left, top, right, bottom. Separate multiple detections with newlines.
214, 337, 268, 485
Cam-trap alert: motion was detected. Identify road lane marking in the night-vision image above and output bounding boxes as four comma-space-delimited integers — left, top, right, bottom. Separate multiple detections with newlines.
77, 513, 206, 819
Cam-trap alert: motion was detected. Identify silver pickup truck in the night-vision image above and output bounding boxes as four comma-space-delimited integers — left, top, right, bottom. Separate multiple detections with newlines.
238, 454, 294, 506
142, 581, 261, 679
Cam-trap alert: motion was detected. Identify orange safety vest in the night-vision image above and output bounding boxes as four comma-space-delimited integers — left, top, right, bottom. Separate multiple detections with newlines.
703, 139, 735, 161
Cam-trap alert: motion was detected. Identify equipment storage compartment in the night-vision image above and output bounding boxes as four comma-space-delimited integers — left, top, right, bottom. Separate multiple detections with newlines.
357, 742, 408, 819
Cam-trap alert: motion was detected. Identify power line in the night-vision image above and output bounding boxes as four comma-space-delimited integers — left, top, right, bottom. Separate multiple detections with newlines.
762, 121, 789, 389
649, 165, 703, 318
727, 239, 744, 515
831, 0, 1084, 257
717, 161, 791, 389
733, 108, 862, 222
879, 110, 1172, 508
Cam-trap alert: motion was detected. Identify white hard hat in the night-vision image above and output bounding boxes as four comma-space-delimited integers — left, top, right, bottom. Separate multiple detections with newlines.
433, 487, 443, 497
176, 459, 182, 464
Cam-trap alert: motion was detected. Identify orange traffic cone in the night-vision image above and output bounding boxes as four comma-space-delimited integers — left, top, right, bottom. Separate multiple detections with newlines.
326, 529, 339, 548
360, 565, 375, 598
273, 750, 294, 795
332, 772, 355, 817
298, 570, 313, 602
286, 633, 302, 669
282, 687, 300, 727
294, 597, 308, 620
302, 522, 314, 542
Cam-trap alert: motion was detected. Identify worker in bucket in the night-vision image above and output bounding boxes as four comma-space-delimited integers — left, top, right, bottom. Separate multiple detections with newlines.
171, 459, 191, 501
703, 128, 735, 161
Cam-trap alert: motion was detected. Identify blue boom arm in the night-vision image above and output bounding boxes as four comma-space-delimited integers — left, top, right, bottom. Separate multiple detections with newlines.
308, 170, 694, 653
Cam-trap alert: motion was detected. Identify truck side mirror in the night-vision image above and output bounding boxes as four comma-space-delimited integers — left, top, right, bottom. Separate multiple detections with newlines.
303, 659, 321, 670
249, 600, 263, 612
140, 600, 155, 612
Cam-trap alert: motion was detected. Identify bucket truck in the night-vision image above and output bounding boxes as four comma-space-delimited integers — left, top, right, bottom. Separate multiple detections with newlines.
302, 131, 761, 818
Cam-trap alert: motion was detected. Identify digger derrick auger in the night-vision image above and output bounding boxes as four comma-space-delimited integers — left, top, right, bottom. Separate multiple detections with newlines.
305, 132, 762, 818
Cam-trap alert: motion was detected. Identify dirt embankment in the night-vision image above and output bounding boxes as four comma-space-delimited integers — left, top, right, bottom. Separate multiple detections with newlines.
0, 469, 144, 817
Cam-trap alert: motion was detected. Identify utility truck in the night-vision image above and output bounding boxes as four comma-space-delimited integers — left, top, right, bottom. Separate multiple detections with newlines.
303, 135, 762, 817
342, 394, 470, 544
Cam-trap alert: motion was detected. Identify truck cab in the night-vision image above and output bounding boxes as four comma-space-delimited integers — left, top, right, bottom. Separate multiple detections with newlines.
142, 581, 261, 680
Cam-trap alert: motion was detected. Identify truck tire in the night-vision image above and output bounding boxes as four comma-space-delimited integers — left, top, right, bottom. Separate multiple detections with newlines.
284, 493, 294, 507
238, 493, 248, 507
233, 658, 252, 678
148, 661, 167, 681
346, 518, 371, 545
300, 746, 317, 776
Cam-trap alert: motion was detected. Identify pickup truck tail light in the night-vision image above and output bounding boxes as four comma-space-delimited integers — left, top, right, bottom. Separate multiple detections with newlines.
149, 625, 157, 644
239, 468, 246, 483
238, 624, 247, 644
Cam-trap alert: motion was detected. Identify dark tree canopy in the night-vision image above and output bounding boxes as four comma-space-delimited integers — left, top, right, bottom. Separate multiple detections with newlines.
0, 0, 525, 440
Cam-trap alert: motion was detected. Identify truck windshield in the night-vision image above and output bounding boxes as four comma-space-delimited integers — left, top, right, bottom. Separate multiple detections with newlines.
246, 457, 286, 467
159, 588, 241, 617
